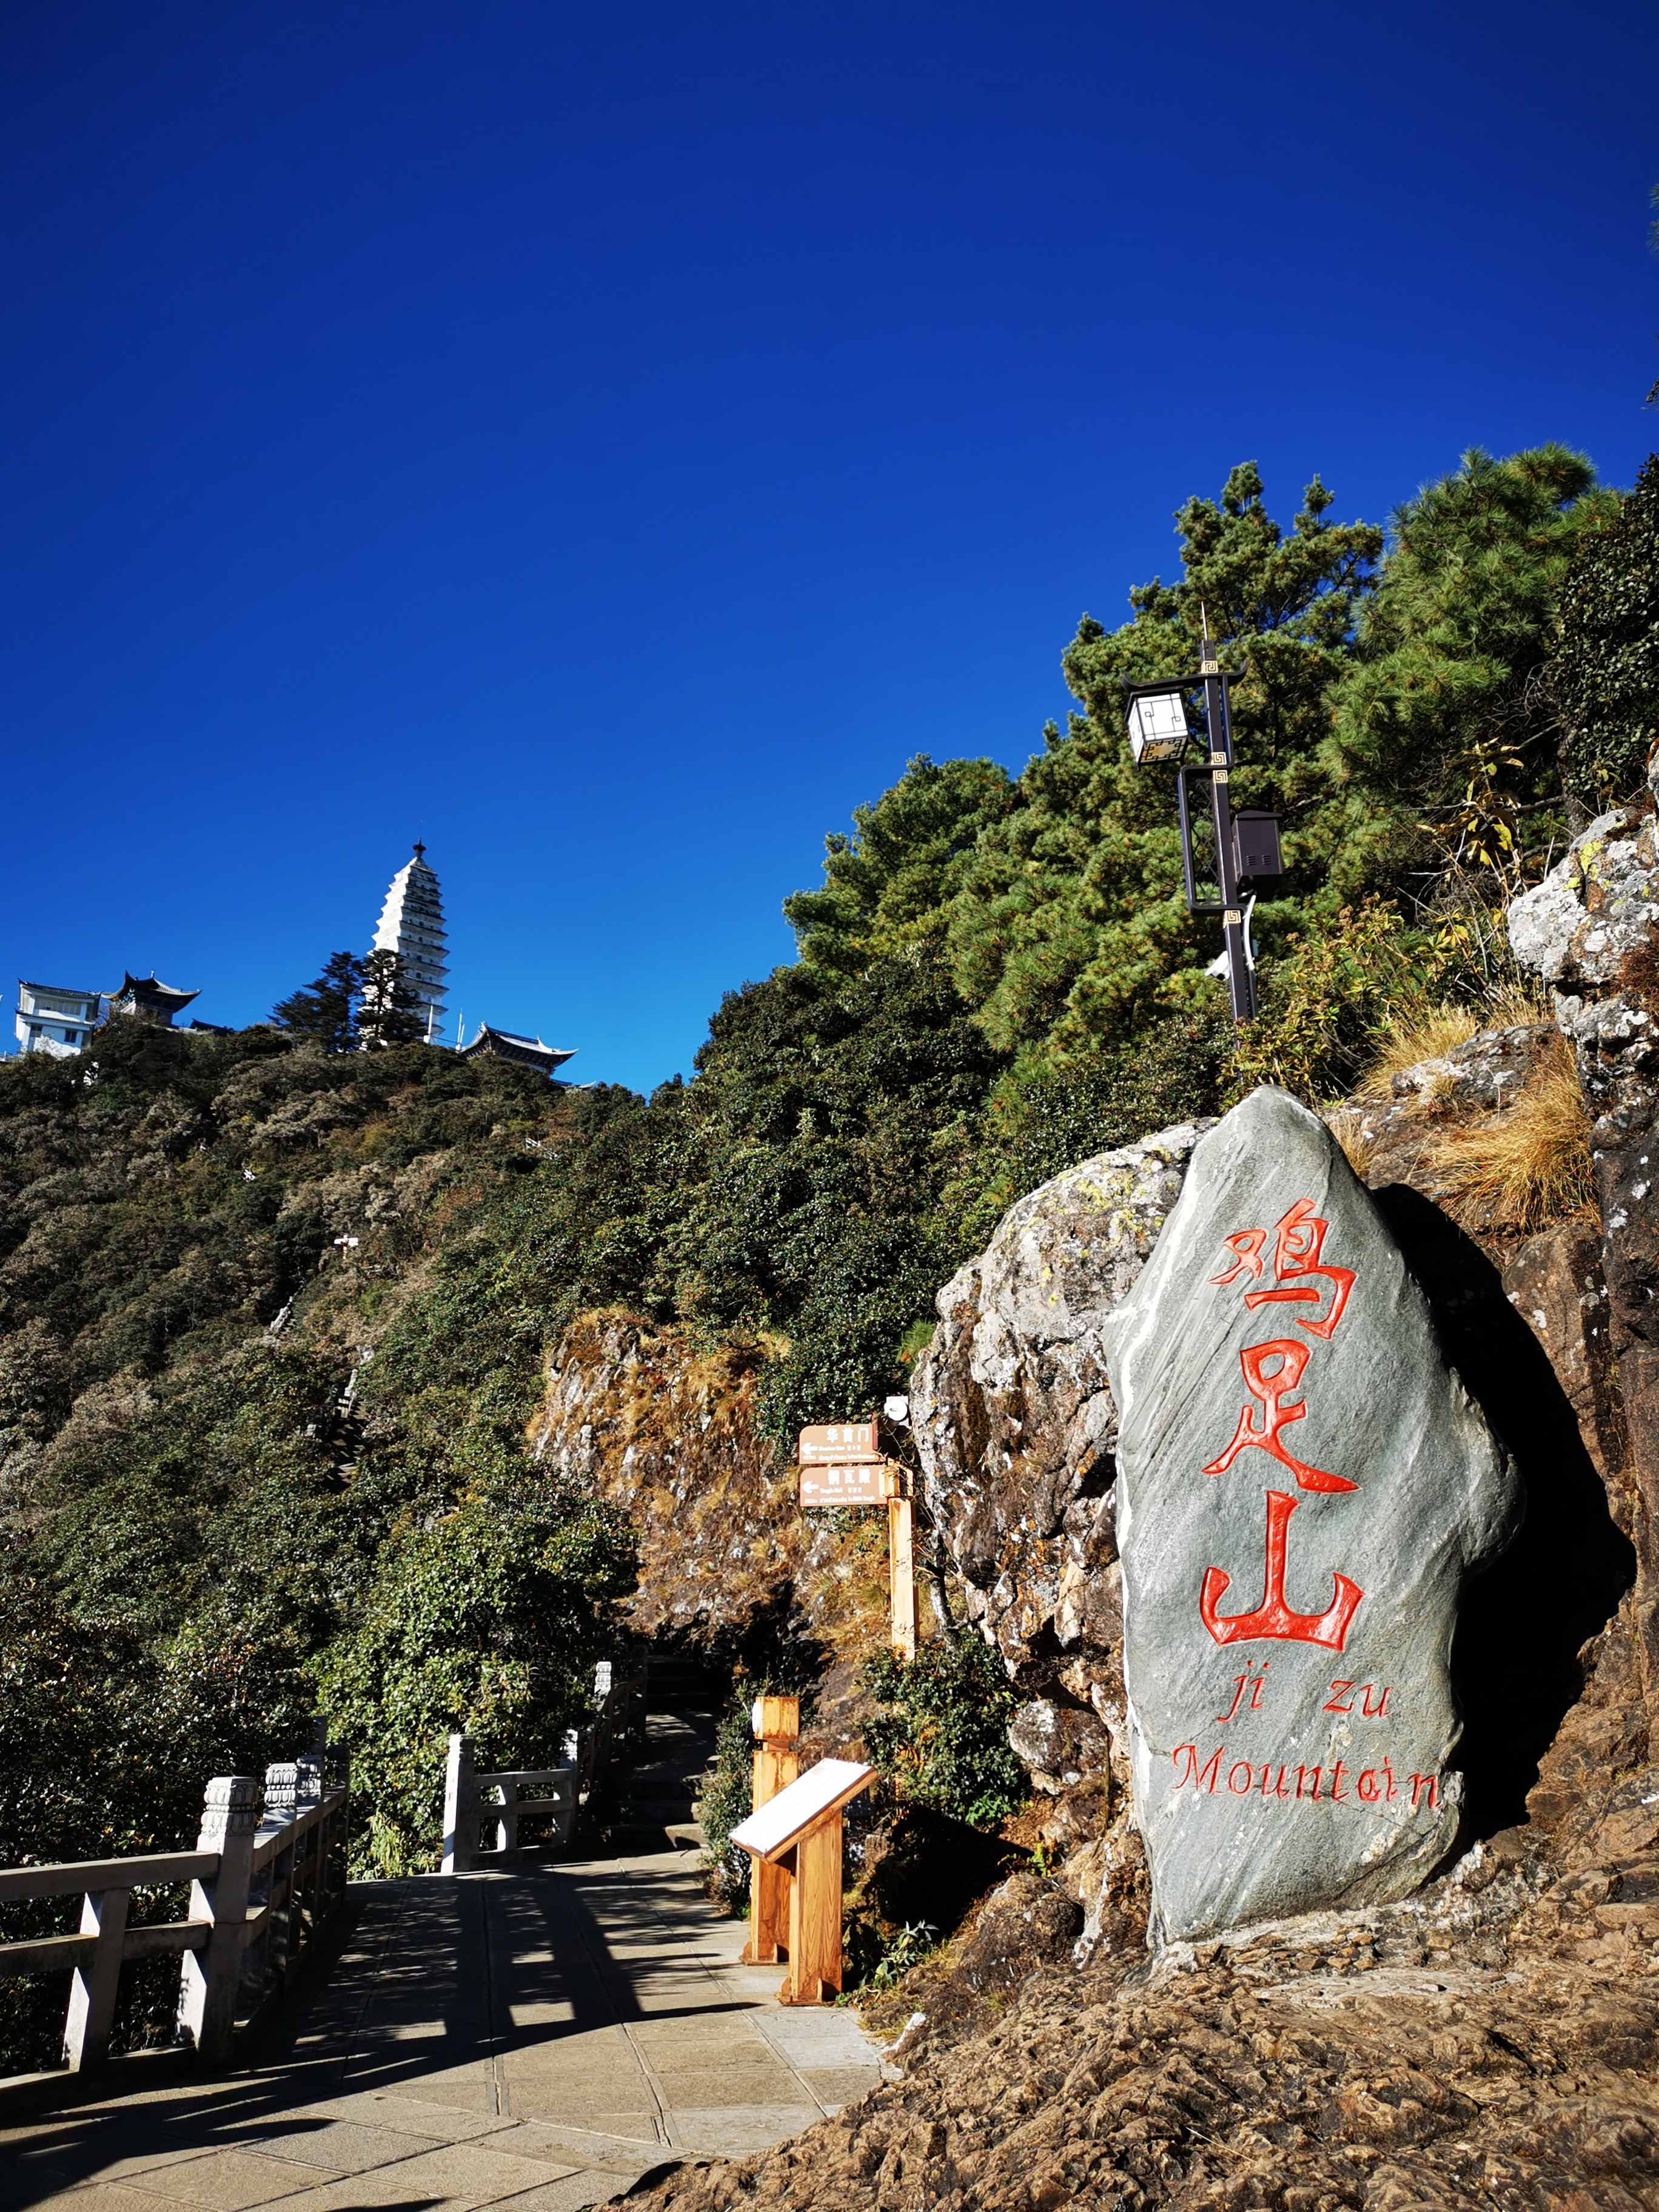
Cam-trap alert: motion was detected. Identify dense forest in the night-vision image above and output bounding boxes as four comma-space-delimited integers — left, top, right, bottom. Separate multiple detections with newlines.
2, 442, 1655, 2067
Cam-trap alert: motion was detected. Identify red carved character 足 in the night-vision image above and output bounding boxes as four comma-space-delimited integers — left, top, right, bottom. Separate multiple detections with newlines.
1202, 1339, 1356, 1494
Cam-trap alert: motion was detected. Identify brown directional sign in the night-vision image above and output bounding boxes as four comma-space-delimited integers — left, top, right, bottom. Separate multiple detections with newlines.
799, 1460, 895, 1507
798, 1418, 880, 1465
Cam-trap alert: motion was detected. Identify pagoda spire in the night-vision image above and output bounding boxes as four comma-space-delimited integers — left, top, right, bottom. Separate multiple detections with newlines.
369, 842, 449, 1044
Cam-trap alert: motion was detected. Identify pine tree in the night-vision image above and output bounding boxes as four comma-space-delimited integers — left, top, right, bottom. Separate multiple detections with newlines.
1553, 452, 1659, 814
1322, 446, 1612, 890
271, 952, 363, 1053
357, 950, 425, 1048
944, 464, 1382, 1054
782, 754, 1015, 979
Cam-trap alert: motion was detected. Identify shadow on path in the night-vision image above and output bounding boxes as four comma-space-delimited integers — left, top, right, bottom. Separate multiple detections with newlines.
0, 1703, 888, 2212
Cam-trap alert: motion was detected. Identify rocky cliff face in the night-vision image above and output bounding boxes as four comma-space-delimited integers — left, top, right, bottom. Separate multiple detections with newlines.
529, 1312, 895, 1748
1510, 799, 1659, 1796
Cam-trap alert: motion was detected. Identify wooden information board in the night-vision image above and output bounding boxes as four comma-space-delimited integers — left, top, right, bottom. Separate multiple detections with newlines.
797, 1419, 881, 1464
799, 1460, 896, 1507
729, 1757, 876, 2005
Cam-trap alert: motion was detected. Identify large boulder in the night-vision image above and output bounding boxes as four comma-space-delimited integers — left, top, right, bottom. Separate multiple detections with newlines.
1100, 1087, 1518, 1942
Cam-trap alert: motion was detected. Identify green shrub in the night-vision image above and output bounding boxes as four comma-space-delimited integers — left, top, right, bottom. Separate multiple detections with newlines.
862, 1635, 1027, 1829
312, 1470, 636, 1877
1555, 451, 1659, 813
699, 1697, 763, 1908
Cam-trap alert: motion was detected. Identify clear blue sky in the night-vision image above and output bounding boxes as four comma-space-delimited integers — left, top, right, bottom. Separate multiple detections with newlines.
3, 2, 1656, 1091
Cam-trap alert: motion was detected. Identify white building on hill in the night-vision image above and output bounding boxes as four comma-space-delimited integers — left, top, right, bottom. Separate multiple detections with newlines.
370, 842, 449, 1042
15, 980, 102, 1056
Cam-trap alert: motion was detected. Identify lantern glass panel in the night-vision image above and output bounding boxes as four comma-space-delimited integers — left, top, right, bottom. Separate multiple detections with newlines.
1127, 691, 1190, 764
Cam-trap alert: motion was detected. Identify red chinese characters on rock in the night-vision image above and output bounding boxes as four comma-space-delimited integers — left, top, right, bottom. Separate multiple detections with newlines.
1201, 1199, 1364, 1653
1202, 1339, 1353, 1494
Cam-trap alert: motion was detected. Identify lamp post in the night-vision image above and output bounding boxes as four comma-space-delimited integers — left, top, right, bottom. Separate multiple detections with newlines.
1122, 636, 1281, 1024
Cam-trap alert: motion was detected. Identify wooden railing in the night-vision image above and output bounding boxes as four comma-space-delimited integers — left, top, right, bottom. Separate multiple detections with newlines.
441, 1658, 647, 1872
0, 1732, 348, 2075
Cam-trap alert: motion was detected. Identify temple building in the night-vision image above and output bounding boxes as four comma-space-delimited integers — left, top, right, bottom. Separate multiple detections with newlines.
107, 974, 200, 1026
370, 842, 449, 1043
15, 980, 102, 1056
13, 972, 207, 1057
457, 1024, 577, 1079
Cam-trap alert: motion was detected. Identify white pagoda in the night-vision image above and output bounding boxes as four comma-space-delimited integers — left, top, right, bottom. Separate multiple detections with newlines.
370, 843, 449, 1043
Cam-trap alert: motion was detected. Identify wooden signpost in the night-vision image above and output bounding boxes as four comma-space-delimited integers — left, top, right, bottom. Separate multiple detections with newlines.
797, 1418, 880, 1465
888, 1484, 916, 1660
798, 1417, 917, 1660
729, 1756, 875, 2004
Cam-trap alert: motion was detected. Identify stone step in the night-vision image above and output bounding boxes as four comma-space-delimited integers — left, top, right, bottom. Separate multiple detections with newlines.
607, 1818, 703, 1852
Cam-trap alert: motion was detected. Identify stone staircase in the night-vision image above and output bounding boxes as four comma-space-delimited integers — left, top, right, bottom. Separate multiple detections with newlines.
599, 1654, 722, 1855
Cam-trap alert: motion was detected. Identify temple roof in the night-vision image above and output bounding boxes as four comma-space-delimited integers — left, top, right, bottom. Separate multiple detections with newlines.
458, 1025, 577, 1077
110, 973, 199, 1012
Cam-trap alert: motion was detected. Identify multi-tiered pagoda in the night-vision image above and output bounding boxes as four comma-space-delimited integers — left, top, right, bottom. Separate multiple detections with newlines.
370, 843, 449, 1043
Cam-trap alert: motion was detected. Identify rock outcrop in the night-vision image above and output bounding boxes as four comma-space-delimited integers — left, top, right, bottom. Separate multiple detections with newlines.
908, 1127, 1212, 1845
1505, 805, 1659, 1860
908, 1027, 1638, 1944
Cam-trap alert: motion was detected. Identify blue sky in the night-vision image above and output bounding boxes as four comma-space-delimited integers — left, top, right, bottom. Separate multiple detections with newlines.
2, 1, 1656, 1091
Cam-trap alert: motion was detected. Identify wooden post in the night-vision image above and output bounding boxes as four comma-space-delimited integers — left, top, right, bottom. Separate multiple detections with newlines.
176, 1775, 261, 2065
62, 1885, 130, 2071
442, 1733, 477, 1873
742, 1696, 799, 1965
783, 1816, 844, 2004
888, 1491, 917, 1661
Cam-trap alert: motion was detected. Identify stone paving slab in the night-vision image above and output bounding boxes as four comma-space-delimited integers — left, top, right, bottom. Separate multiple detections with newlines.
1, 1846, 893, 2212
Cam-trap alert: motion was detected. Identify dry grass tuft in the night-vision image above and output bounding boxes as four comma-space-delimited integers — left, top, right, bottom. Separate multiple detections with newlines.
1353, 985, 1553, 1105
1430, 1036, 1596, 1234
1324, 1109, 1374, 1181
1354, 1003, 1482, 1102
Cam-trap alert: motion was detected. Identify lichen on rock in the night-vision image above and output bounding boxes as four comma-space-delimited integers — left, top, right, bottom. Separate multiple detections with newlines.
909, 1125, 1212, 1842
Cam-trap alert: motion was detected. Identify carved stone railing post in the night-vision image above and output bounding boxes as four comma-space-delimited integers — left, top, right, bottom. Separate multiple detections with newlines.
441, 1734, 477, 1874
291, 1727, 324, 1979
176, 1775, 261, 2064
258, 1761, 300, 1988
296, 1720, 325, 1808
62, 1885, 130, 2071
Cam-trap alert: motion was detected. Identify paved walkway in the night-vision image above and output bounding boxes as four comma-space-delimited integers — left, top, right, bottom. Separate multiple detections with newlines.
2, 1732, 891, 2212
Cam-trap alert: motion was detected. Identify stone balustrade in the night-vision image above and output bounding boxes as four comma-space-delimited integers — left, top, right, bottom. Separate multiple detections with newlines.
0, 1726, 349, 2077
441, 1657, 647, 1872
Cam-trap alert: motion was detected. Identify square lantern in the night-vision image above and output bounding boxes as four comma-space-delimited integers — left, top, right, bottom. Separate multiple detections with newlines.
1125, 688, 1191, 765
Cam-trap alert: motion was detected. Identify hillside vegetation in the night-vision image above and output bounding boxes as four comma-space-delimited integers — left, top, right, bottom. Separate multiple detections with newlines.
1, 441, 1652, 2074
